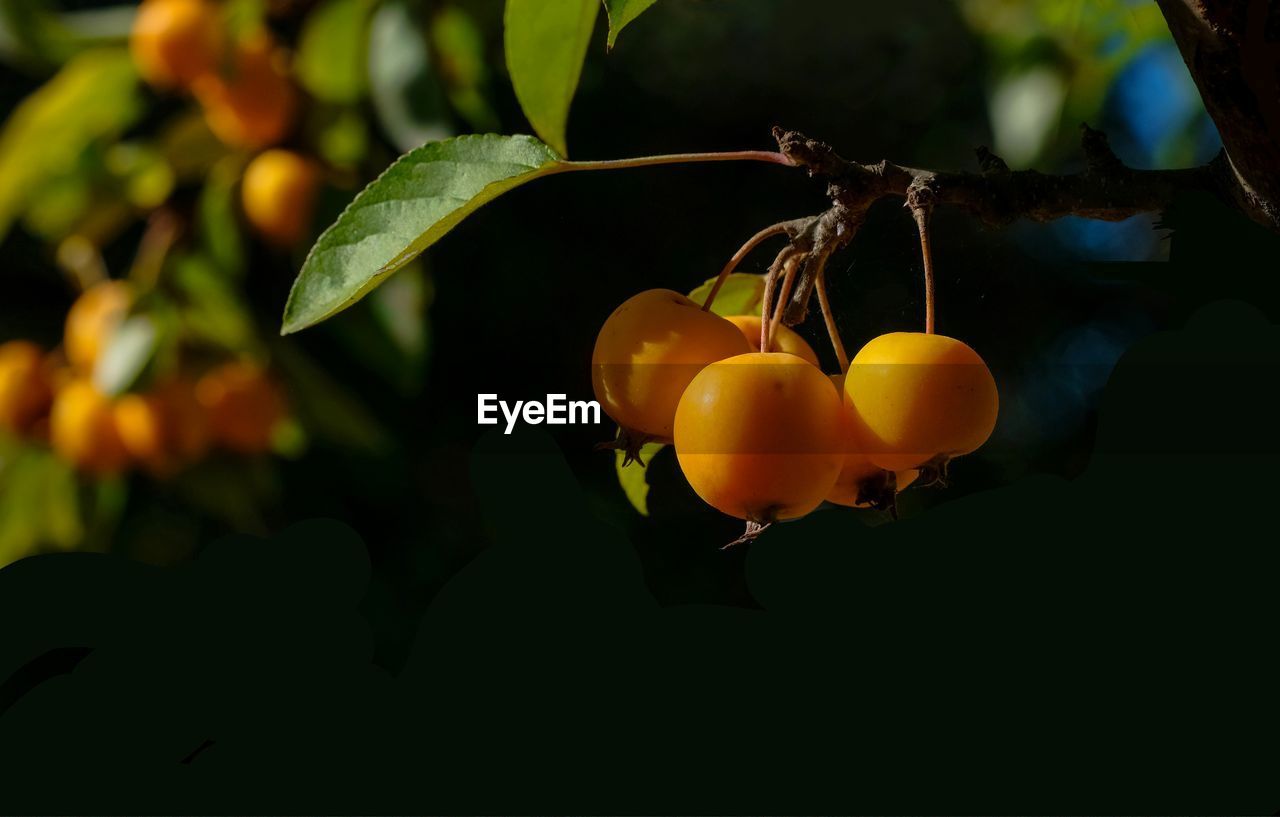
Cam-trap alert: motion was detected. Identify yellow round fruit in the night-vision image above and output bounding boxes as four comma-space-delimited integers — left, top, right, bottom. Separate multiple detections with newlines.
130, 0, 224, 90
50, 379, 130, 476
0, 341, 54, 436
241, 150, 320, 247
115, 379, 210, 475
674, 352, 843, 522
724, 314, 820, 366
196, 361, 286, 454
193, 33, 297, 149
844, 332, 998, 471
65, 281, 133, 374
592, 289, 752, 441
825, 372, 883, 507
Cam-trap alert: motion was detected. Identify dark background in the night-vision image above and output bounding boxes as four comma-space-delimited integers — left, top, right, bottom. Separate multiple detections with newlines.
2, 1, 1277, 810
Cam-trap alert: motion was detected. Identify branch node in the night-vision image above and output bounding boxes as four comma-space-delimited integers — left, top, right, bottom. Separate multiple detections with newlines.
975, 145, 1009, 174
1080, 123, 1124, 174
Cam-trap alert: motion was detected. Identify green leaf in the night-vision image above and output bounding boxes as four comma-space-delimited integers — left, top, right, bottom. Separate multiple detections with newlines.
171, 253, 257, 352
688, 272, 767, 317
295, 0, 373, 104
0, 0, 76, 67
197, 157, 247, 277
367, 0, 451, 154
503, 0, 598, 157
602, 0, 657, 49
272, 343, 388, 453
0, 443, 82, 568
282, 133, 564, 334
0, 47, 141, 241
615, 442, 664, 516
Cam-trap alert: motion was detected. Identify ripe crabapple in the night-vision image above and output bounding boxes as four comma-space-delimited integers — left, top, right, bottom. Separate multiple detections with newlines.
196, 361, 287, 454
129, 0, 224, 90
592, 289, 752, 442
0, 341, 53, 436
825, 373, 918, 508
724, 314, 820, 366
843, 332, 998, 471
674, 351, 843, 523
241, 150, 320, 247
193, 33, 298, 149
114, 378, 210, 475
64, 280, 132, 374
50, 379, 130, 476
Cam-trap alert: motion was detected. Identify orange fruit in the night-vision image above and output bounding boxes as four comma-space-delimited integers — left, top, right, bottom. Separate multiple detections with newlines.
0, 341, 54, 436
196, 361, 286, 454
592, 289, 752, 441
825, 373, 886, 507
241, 149, 320, 247
130, 0, 225, 90
193, 32, 298, 149
65, 281, 133, 374
674, 352, 843, 522
50, 379, 130, 475
725, 314, 820, 366
844, 332, 998, 471
115, 378, 210, 474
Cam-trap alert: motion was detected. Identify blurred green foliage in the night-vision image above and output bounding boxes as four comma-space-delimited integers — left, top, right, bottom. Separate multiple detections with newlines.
957, 0, 1171, 165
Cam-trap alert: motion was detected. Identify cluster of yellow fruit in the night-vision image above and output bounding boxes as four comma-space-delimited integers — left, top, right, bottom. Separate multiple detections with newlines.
592, 289, 998, 527
131, 0, 321, 247
0, 281, 287, 478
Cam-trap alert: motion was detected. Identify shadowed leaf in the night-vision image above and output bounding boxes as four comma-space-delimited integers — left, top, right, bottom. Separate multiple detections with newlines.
603, 0, 657, 49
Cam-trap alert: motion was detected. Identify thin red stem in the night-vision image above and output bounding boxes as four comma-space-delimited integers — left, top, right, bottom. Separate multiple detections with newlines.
815, 270, 849, 372
700, 222, 792, 311
564, 151, 795, 172
911, 206, 936, 334
766, 255, 800, 352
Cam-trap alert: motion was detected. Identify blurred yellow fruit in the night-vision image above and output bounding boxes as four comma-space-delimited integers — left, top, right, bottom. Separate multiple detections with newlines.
0, 341, 54, 436
241, 149, 321, 247
196, 361, 286, 454
50, 379, 130, 476
115, 379, 210, 475
64, 281, 133, 374
193, 33, 298, 149
129, 0, 225, 90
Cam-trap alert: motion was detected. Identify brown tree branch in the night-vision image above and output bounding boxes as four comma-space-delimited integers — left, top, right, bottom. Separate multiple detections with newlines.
1156, 0, 1280, 230
769, 124, 1236, 325
774, 125, 1229, 227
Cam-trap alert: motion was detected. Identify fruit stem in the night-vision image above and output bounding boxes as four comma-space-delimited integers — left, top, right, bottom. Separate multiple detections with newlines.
565, 151, 795, 172
766, 254, 801, 352
815, 270, 849, 372
130, 210, 182, 294
54, 235, 107, 293
910, 204, 936, 334
701, 222, 793, 312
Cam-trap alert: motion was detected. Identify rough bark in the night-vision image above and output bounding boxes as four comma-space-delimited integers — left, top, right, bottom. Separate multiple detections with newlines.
1157, 0, 1280, 229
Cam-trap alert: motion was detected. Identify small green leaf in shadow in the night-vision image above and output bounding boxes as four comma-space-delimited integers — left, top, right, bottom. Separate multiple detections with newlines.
603, 0, 657, 49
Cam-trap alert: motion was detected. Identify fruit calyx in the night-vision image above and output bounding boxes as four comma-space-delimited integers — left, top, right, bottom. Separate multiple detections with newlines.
913, 453, 952, 489
854, 469, 900, 513
723, 519, 773, 549
595, 425, 664, 467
